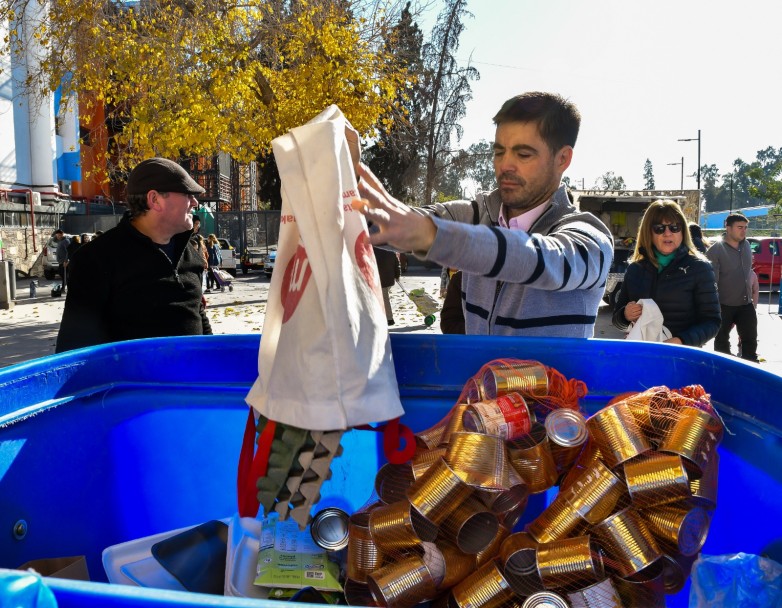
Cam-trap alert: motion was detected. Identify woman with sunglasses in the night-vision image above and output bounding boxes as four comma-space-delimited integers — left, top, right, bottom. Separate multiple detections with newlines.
612, 200, 720, 346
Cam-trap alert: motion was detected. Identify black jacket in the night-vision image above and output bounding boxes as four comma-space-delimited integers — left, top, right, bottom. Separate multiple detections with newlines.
612, 245, 720, 347
56, 214, 212, 353
374, 247, 400, 289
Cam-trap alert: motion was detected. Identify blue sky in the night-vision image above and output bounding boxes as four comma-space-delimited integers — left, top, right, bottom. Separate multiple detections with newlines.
431, 0, 782, 192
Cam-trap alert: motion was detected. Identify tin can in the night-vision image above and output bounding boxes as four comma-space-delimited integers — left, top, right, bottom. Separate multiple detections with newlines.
659, 552, 698, 594
368, 499, 438, 551
658, 406, 723, 479
440, 495, 499, 555
612, 559, 666, 608
463, 376, 485, 404
343, 578, 379, 606
310, 507, 350, 551
586, 402, 652, 469
347, 511, 384, 583
689, 450, 719, 510
407, 457, 474, 525
567, 578, 623, 608
440, 404, 471, 446
545, 408, 589, 472
436, 540, 478, 590
475, 524, 512, 568
452, 560, 515, 608
623, 452, 691, 509
477, 481, 530, 529
641, 504, 711, 556
481, 360, 549, 400
445, 432, 514, 491
375, 462, 415, 505
536, 535, 605, 591
500, 532, 542, 596
367, 553, 438, 608
412, 447, 448, 480
521, 591, 570, 608
592, 508, 662, 578
507, 423, 559, 495
463, 393, 535, 441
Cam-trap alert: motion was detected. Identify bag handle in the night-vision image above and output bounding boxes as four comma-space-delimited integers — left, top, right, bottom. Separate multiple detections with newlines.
237, 409, 277, 518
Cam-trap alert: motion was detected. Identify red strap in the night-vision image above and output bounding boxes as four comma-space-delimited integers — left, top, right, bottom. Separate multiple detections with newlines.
237, 409, 277, 518
357, 417, 416, 465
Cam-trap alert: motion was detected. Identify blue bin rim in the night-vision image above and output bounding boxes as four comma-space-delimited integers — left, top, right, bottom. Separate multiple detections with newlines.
1, 333, 780, 435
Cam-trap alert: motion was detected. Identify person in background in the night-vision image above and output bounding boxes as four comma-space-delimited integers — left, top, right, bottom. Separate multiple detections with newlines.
53, 229, 70, 285
56, 157, 212, 352
374, 246, 401, 326
440, 270, 465, 334
612, 200, 720, 346
353, 91, 613, 337
706, 212, 759, 362
205, 233, 222, 293
688, 222, 709, 253
64, 234, 82, 286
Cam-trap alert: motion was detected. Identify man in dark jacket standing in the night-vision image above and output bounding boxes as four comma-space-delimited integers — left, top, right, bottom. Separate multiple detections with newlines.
706, 212, 758, 362
56, 158, 212, 352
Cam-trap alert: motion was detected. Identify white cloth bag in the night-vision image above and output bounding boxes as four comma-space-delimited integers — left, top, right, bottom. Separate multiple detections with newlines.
245, 106, 404, 431
625, 298, 672, 342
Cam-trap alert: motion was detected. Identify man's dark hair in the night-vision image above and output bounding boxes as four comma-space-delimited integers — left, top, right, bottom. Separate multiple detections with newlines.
126, 193, 150, 218
725, 212, 748, 227
54, 229, 64, 235
492, 92, 580, 153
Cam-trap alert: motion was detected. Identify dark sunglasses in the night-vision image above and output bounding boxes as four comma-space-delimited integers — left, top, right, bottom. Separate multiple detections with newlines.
652, 223, 682, 235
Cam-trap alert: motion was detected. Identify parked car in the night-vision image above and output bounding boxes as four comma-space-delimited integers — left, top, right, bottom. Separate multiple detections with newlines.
748, 236, 781, 287
264, 248, 277, 276
216, 238, 237, 277
240, 246, 266, 274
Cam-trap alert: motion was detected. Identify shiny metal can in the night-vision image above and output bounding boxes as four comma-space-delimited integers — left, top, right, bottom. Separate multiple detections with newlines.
347, 511, 384, 583
521, 590, 570, 608
592, 508, 662, 578
463, 392, 535, 441
623, 452, 691, 509
536, 535, 605, 592
545, 408, 589, 473
310, 507, 350, 551
452, 560, 515, 608
641, 504, 711, 556
586, 402, 652, 469
481, 360, 549, 400
507, 423, 559, 495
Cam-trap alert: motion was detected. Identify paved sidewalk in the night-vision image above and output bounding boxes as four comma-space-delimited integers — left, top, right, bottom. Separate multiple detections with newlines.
2, 269, 781, 377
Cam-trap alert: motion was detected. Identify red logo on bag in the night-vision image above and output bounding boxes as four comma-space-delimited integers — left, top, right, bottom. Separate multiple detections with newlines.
281, 244, 313, 323
355, 231, 377, 291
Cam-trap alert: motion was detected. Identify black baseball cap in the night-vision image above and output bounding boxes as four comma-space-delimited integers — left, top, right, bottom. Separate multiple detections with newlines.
127, 158, 205, 196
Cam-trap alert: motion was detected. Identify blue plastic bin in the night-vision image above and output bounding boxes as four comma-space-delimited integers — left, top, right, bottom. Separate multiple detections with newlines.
2, 334, 782, 607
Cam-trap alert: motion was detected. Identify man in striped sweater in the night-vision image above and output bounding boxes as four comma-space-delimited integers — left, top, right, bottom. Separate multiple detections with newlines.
355, 91, 613, 337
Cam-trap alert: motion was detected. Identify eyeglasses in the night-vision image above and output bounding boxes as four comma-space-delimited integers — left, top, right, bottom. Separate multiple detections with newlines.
652, 223, 682, 235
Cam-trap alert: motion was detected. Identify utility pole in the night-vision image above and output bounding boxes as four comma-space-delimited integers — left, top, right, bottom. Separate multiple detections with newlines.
678, 130, 701, 190
668, 157, 684, 190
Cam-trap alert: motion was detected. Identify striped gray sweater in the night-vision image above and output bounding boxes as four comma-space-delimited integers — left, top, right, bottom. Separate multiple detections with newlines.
424, 185, 613, 337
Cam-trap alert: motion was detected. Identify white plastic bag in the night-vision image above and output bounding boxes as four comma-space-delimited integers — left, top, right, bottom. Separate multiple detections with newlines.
245, 105, 404, 431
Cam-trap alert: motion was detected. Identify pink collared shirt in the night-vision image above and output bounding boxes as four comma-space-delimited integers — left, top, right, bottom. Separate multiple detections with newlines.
498, 201, 550, 232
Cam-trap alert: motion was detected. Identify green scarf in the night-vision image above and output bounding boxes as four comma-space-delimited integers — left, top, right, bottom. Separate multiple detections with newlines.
654, 249, 676, 273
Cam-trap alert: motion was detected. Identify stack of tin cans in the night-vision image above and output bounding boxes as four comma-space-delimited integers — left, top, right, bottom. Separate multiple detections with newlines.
340, 360, 722, 608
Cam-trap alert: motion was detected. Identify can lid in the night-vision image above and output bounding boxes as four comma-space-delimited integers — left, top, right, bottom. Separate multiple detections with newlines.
310, 508, 350, 551
544, 409, 588, 448
461, 407, 484, 433
521, 591, 570, 608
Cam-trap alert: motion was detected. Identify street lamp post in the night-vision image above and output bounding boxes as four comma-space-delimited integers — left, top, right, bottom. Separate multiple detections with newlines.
668, 157, 684, 190
678, 130, 701, 190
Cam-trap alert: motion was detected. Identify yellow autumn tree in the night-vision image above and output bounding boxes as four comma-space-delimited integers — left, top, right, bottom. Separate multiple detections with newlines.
1, 0, 414, 172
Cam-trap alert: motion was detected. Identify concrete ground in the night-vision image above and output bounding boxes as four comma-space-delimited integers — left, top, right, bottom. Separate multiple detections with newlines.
1, 267, 781, 377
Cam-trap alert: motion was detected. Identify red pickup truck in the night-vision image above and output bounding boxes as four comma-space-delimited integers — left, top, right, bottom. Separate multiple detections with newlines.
748, 237, 781, 287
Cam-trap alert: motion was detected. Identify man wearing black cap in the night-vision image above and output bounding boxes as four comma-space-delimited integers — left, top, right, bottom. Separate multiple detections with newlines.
56, 158, 213, 352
